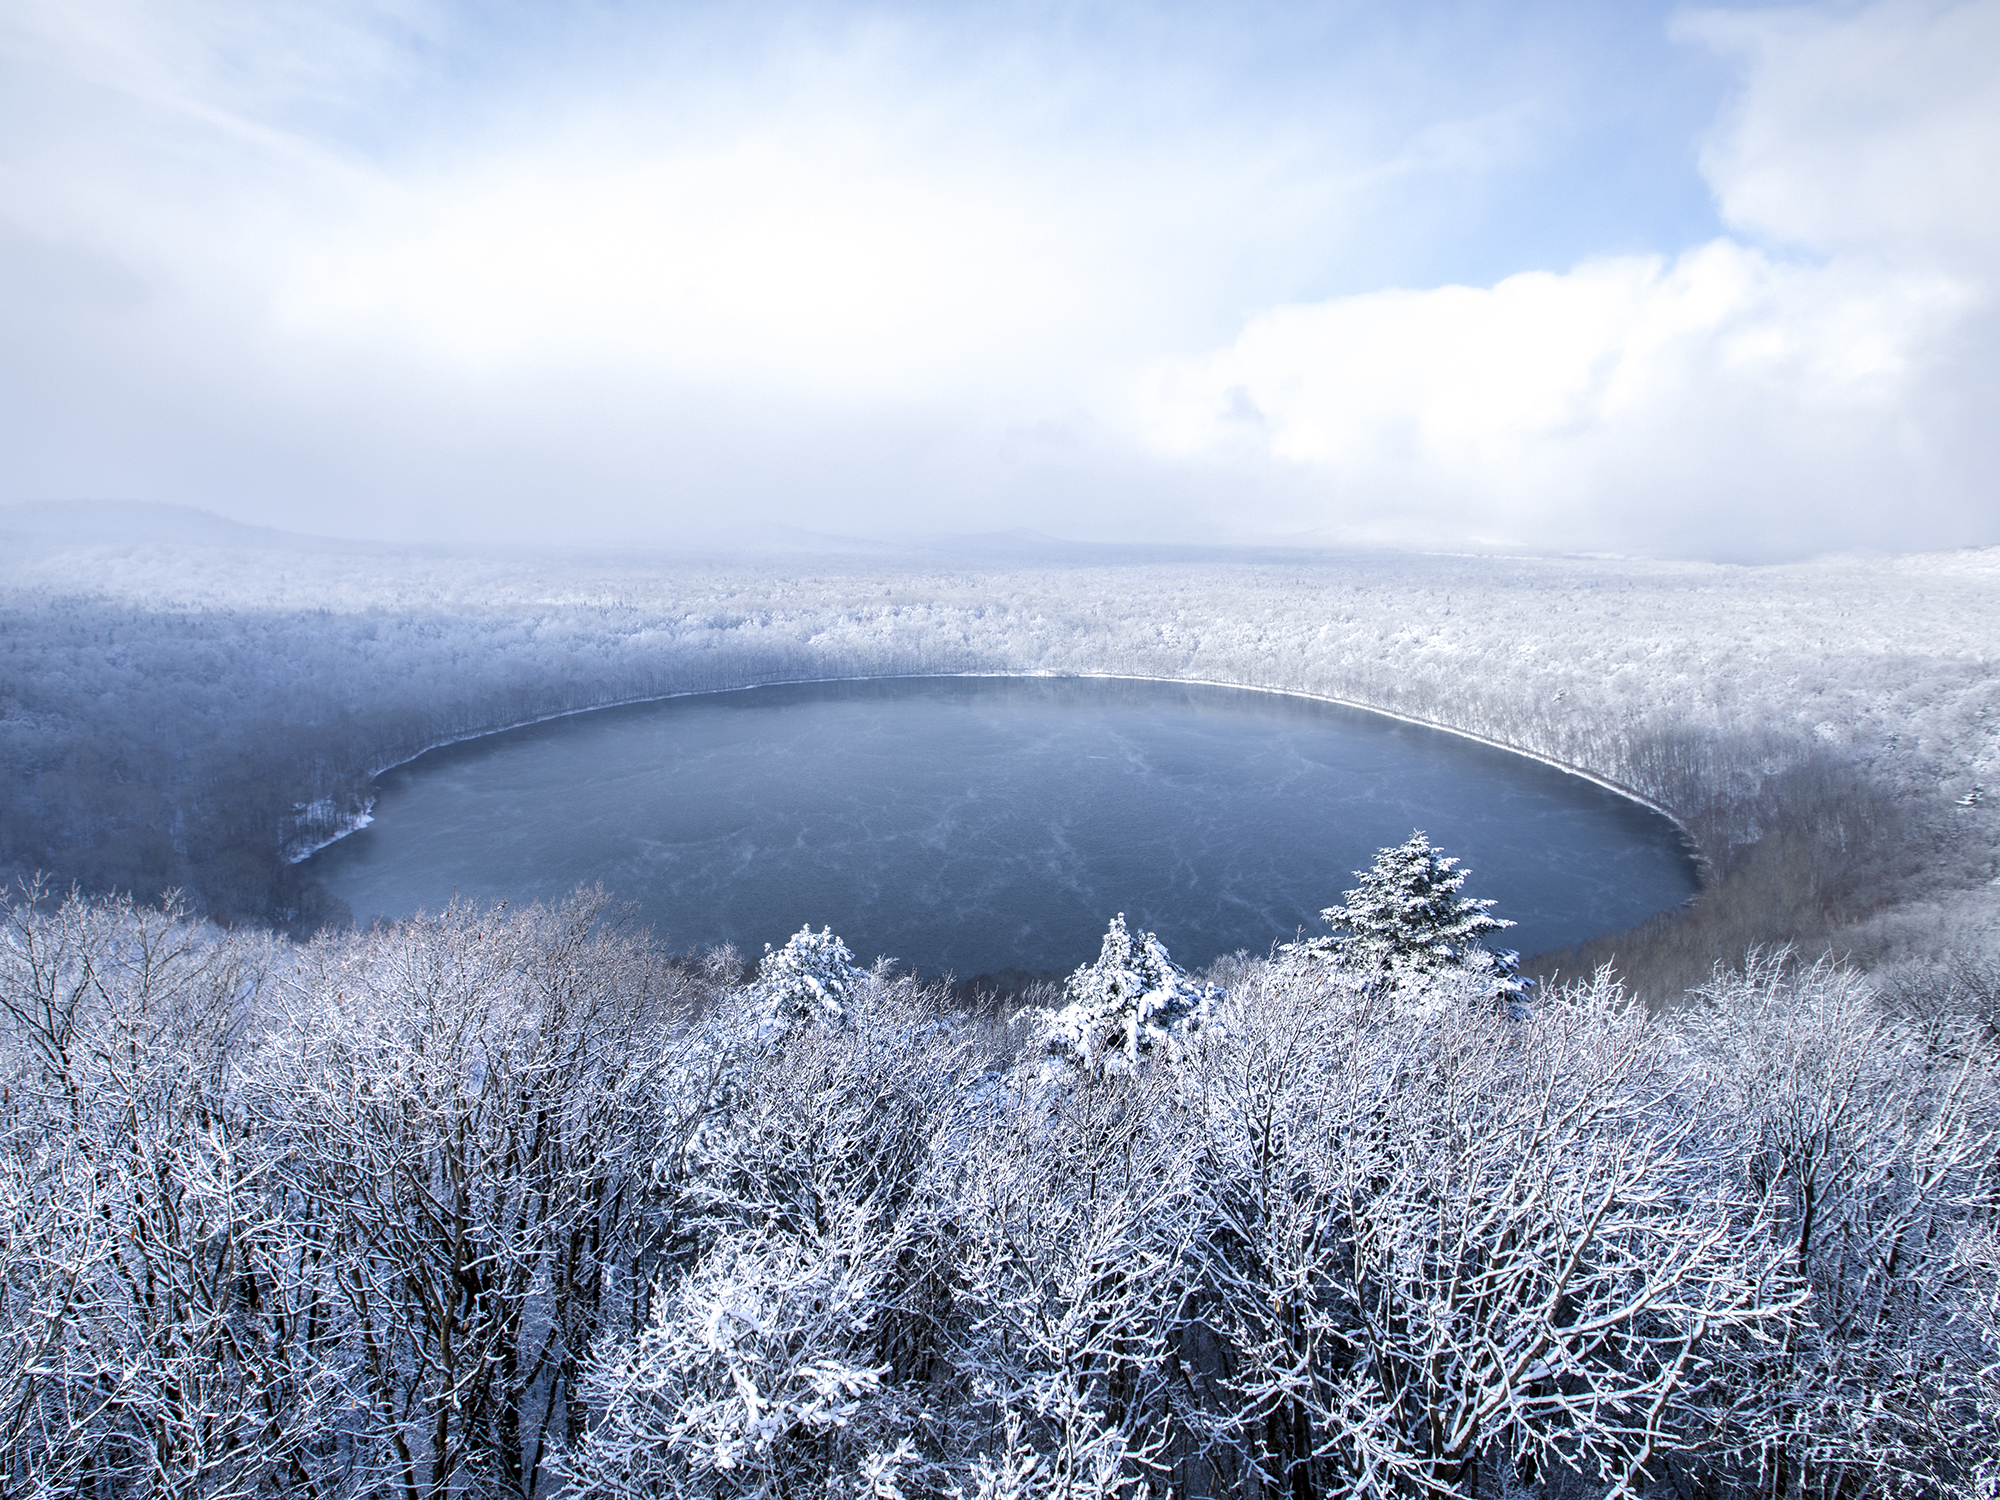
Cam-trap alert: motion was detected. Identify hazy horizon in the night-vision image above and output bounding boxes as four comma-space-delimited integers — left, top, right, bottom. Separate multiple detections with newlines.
20, 494, 1992, 569
5, 1, 1997, 562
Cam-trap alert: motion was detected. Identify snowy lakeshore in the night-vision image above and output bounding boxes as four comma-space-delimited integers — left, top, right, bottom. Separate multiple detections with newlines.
6, 508, 1993, 980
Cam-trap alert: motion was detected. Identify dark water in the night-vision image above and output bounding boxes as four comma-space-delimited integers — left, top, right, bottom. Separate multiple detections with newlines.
310, 676, 1697, 978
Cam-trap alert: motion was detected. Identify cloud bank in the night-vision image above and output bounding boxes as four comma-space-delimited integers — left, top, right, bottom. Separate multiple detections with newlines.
1, 1, 1994, 557
1140, 1, 2000, 556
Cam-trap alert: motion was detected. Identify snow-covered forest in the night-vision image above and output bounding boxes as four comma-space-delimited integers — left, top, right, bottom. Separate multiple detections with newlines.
4, 875, 1995, 1498
5, 503, 1999, 991
6, 502, 2000, 1496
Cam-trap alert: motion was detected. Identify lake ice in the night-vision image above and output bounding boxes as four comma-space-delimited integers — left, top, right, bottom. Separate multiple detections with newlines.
309, 675, 1699, 978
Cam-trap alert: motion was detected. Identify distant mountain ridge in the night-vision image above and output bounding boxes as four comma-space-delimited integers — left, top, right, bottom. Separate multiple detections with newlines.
0, 500, 355, 552
11, 500, 1994, 576
0, 503, 1288, 568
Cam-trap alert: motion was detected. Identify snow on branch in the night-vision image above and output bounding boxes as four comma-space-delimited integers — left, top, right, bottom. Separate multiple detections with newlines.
1030, 913, 1220, 1077
1283, 830, 1525, 1005
750, 924, 869, 1038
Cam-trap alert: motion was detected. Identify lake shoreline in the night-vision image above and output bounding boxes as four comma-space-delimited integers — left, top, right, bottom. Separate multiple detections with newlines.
299, 669, 1707, 882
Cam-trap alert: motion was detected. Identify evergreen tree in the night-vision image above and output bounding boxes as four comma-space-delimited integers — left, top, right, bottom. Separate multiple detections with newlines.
751, 924, 866, 1037
1039, 913, 1216, 1075
1291, 831, 1524, 996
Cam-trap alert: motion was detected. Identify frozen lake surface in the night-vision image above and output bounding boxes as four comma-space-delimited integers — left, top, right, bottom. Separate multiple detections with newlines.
310, 676, 1698, 979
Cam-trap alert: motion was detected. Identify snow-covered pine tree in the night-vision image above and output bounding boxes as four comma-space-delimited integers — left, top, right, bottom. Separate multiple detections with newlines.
1039, 913, 1216, 1075
750, 924, 866, 1038
1291, 831, 1524, 997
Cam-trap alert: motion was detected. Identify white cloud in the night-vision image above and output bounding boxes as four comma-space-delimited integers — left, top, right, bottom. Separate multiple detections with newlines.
269, 127, 1107, 401
1135, 242, 1975, 548
1135, 0, 2000, 556
1683, 0, 2000, 266
1, 4, 1364, 420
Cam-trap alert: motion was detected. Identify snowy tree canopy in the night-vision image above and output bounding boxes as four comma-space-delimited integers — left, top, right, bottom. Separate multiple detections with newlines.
557, 1213, 912, 1500
751, 924, 867, 1036
1290, 831, 1522, 995
1038, 913, 1217, 1075
5, 886, 1998, 1499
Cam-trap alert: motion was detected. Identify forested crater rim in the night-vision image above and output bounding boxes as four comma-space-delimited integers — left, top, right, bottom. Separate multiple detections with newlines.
314, 669, 1704, 878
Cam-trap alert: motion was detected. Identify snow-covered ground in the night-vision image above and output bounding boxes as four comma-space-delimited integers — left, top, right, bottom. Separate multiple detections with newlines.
3, 502, 1995, 967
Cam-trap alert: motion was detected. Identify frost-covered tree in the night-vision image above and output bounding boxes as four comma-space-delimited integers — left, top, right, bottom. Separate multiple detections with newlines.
1183, 964, 1798, 1500
1952, 1227, 2000, 1500
8, 880, 2000, 1499
680, 976, 973, 1273
1290, 831, 1522, 996
557, 1212, 918, 1500
255, 890, 674, 1500
1680, 951, 1997, 1498
567, 974, 973, 1500
951, 1058, 1194, 1500
0, 887, 331, 1500
1036, 914, 1216, 1076
750, 925, 867, 1038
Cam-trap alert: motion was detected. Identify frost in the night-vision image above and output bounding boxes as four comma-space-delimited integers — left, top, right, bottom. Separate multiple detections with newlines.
4, 888, 1996, 1497
750, 924, 867, 1038
1282, 830, 1525, 1003
1031, 913, 1218, 1076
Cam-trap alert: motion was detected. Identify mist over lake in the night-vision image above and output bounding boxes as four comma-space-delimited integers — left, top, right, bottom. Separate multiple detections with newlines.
308, 676, 1696, 976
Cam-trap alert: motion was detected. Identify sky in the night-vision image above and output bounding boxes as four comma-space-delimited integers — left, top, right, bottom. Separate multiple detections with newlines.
1, 0, 1995, 559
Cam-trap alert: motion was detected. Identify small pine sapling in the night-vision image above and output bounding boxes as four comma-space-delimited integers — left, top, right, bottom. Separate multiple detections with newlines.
751, 924, 867, 1038
1287, 831, 1525, 1002
1037, 913, 1218, 1076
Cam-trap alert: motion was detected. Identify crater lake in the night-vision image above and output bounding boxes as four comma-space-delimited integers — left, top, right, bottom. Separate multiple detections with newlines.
307, 675, 1699, 979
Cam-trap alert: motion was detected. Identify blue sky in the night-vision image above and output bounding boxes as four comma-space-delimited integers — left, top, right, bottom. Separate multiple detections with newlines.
3, 1, 1995, 557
